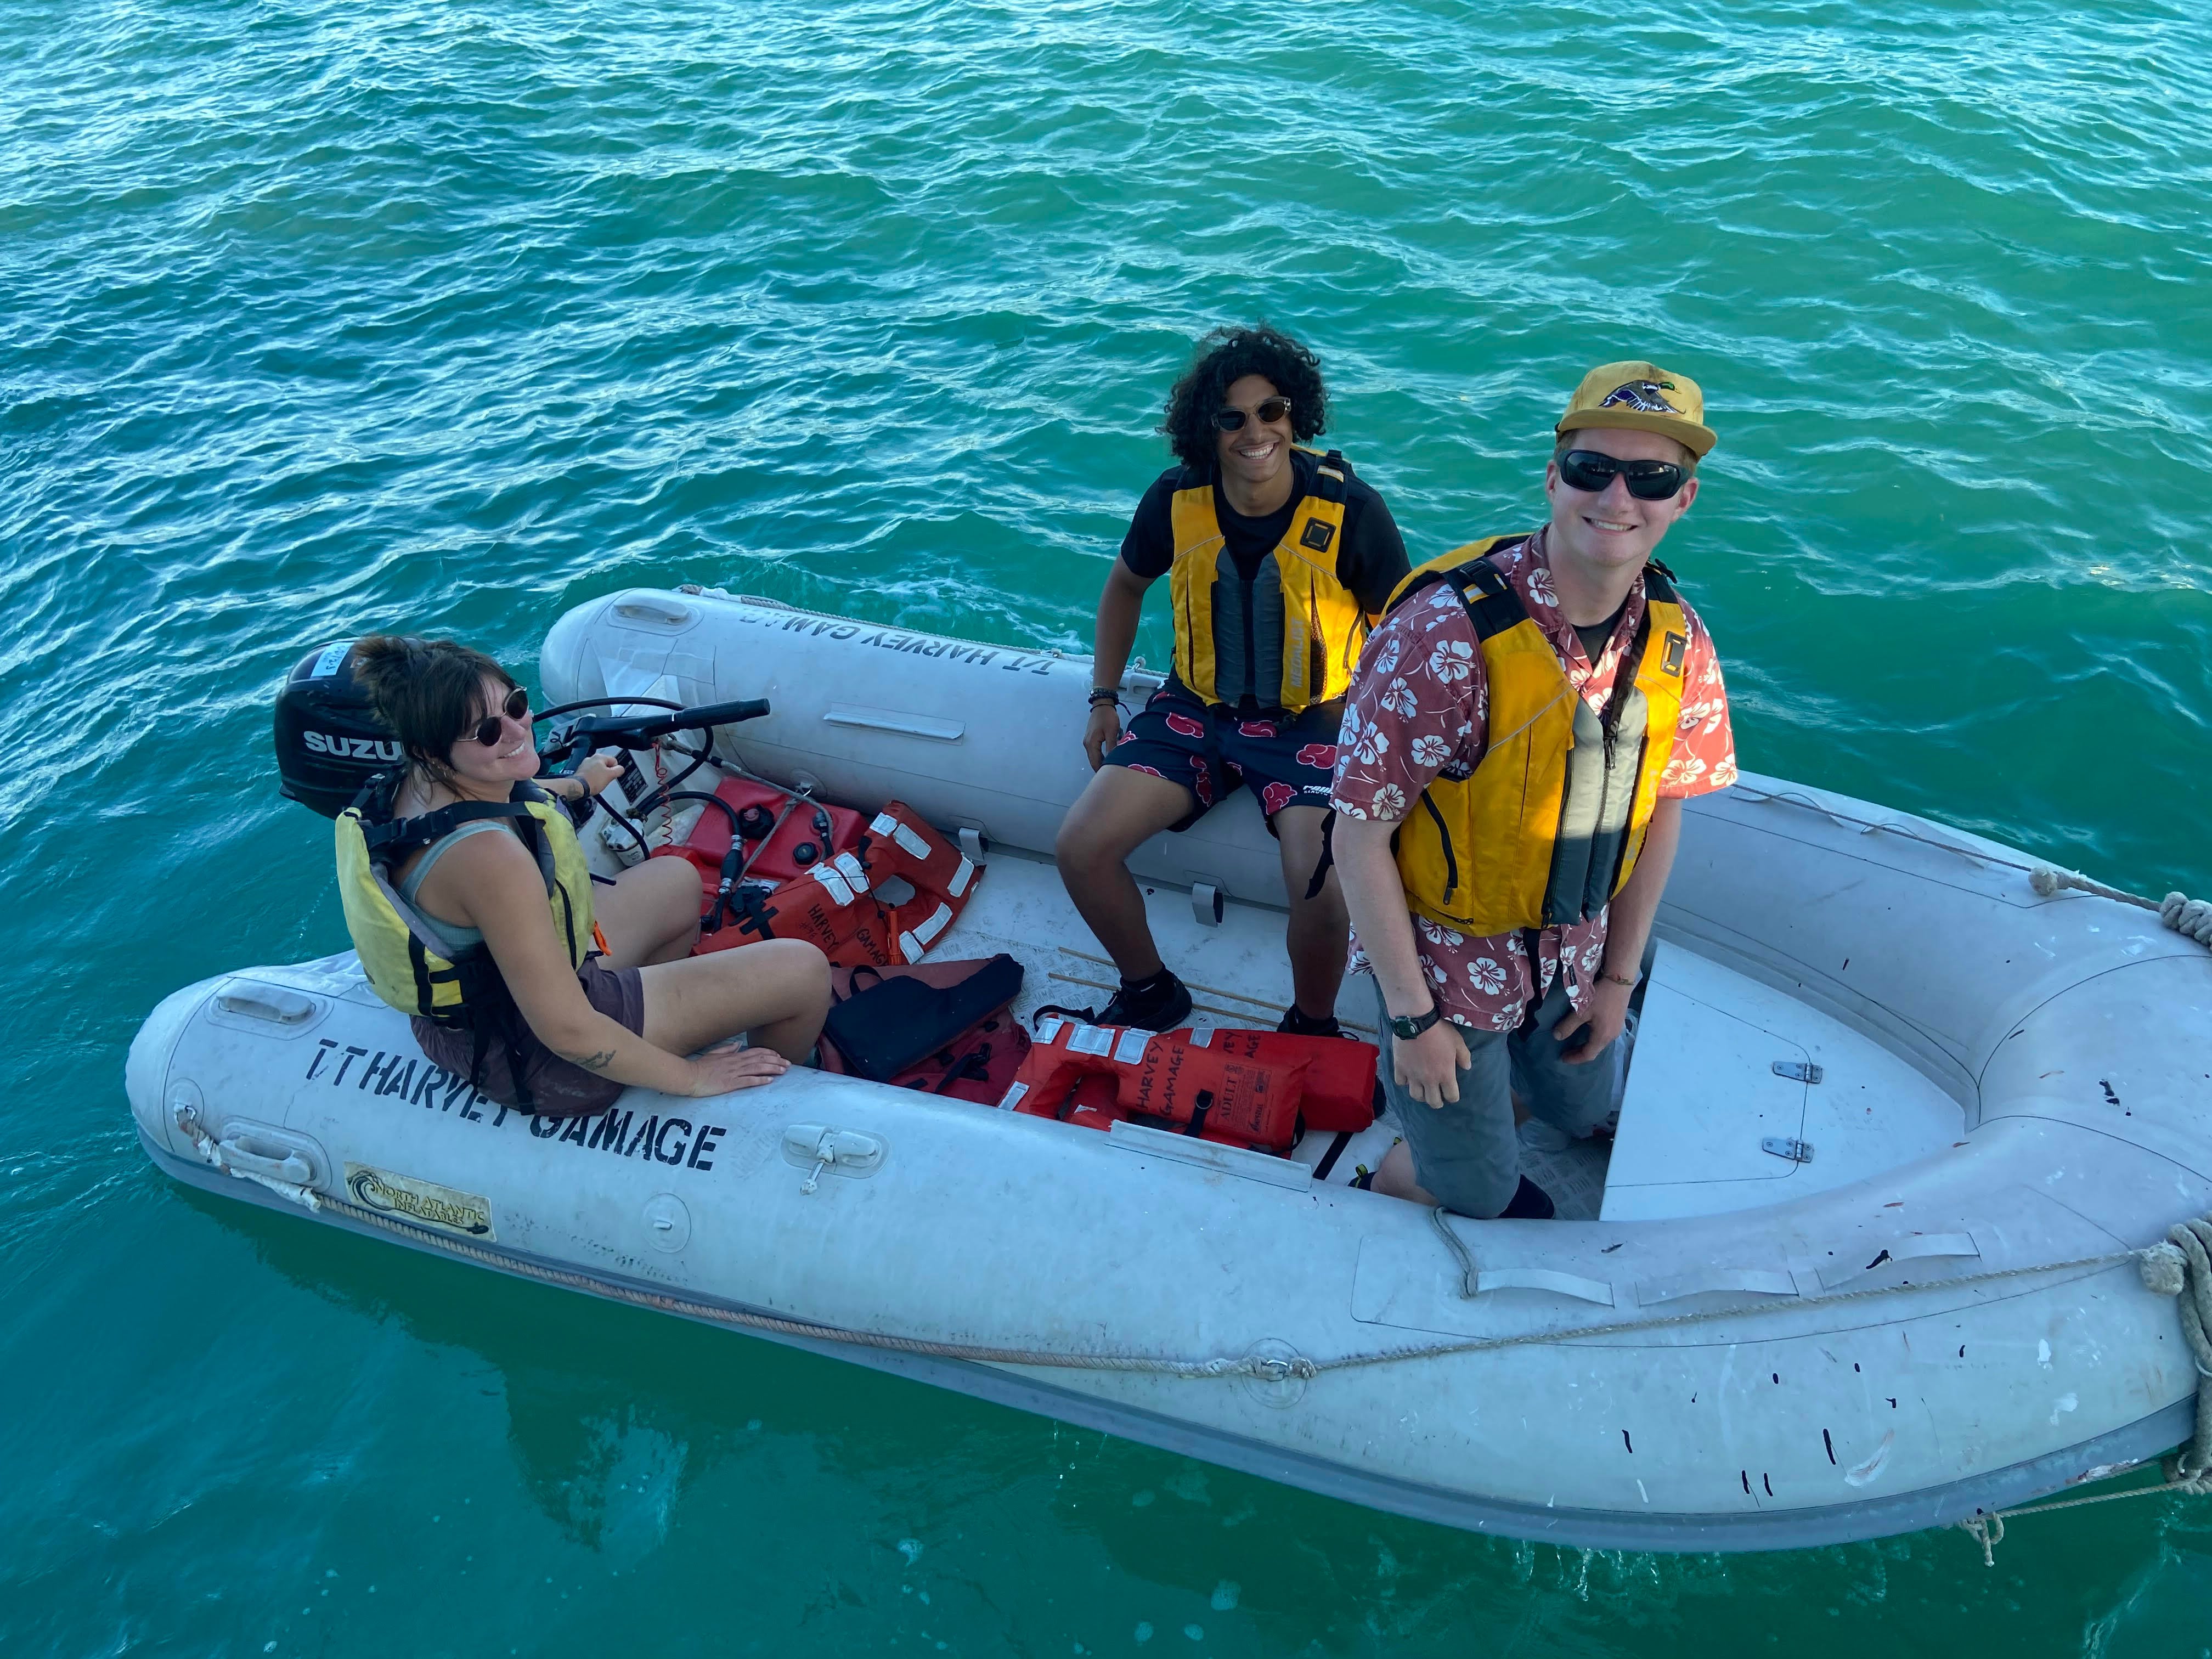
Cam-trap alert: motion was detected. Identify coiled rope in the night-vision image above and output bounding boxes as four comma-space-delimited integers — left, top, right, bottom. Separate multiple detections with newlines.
2027, 863, 2212, 946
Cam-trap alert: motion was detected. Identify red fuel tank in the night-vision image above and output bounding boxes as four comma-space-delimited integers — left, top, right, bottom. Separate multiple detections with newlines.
654, 777, 867, 895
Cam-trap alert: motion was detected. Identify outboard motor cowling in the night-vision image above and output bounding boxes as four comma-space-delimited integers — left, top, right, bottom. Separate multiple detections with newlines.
273, 641, 405, 817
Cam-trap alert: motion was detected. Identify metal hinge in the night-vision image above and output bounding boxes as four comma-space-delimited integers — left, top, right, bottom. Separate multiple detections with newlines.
1762, 1136, 1814, 1164
1771, 1060, 1824, 1084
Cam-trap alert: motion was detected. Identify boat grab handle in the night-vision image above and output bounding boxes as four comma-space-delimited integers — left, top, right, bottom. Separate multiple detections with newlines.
218, 1134, 315, 1187
1427, 1210, 1616, 1306
1636, 1268, 1800, 1306
1818, 1231, 1980, 1289
213, 988, 316, 1024
611, 596, 696, 627
823, 704, 966, 743
1474, 1268, 1616, 1307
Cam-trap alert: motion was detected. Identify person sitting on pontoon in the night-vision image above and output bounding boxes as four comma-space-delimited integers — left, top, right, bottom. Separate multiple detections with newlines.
334, 635, 831, 1116
1054, 325, 1410, 1032
1330, 362, 1738, 1217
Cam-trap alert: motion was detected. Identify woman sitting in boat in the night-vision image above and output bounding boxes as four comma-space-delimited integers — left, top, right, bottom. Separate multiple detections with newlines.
334, 635, 831, 1115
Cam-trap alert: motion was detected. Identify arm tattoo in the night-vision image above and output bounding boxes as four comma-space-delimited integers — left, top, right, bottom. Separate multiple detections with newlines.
576, 1049, 617, 1072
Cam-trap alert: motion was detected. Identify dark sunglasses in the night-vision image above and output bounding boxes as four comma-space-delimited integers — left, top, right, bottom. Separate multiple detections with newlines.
1214, 396, 1292, 433
1556, 449, 1692, 501
466, 685, 531, 747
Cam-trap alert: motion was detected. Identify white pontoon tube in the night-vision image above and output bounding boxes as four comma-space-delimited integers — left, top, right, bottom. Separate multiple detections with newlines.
126, 585, 2212, 1553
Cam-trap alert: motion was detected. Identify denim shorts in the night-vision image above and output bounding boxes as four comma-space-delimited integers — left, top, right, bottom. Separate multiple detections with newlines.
1371, 973, 1620, 1217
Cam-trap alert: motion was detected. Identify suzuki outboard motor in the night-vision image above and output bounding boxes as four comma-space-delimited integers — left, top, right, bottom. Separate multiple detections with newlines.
273, 641, 405, 817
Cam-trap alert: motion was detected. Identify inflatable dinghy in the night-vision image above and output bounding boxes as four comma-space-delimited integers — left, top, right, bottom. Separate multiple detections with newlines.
127, 585, 2212, 1552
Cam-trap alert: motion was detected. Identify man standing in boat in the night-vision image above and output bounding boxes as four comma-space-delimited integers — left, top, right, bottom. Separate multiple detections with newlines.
1331, 363, 1737, 1218
1056, 326, 1410, 1031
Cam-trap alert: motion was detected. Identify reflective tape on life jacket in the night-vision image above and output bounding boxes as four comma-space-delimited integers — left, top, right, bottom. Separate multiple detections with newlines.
1167, 448, 1369, 713
335, 775, 595, 1024
724, 848, 898, 968
867, 802, 979, 962
1383, 539, 1689, 936
714, 800, 981, 970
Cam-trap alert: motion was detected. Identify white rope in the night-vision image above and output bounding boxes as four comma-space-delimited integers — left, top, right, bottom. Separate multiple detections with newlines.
170, 1098, 2212, 1549
174, 1105, 323, 1212
2134, 1218, 2212, 1481
1734, 787, 2212, 949
317, 1186, 1318, 1380
309, 1166, 2132, 1378
2025, 861, 2212, 945
2162, 892, 2212, 946
168, 1092, 2149, 1389
1958, 1211, 2212, 1562
2025, 862, 2155, 910
315, 1172, 2212, 1568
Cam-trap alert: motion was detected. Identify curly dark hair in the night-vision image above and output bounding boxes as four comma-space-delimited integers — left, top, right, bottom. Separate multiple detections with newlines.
1159, 325, 1329, 472
351, 634, 516, 776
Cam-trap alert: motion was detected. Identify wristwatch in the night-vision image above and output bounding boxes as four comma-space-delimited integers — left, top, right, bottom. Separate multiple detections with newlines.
1388, 1002, 1443, 1041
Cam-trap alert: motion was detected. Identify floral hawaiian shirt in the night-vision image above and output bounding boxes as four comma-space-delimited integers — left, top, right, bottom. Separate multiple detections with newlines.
1330, 528, 1737, 1032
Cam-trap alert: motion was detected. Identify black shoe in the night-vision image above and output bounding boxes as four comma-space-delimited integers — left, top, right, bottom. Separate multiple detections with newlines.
1278, 1005, 1346, 1039
1095, 973, 1192, 1030
1037, 970, 1192, 1034
1499, 1175, 1555, 1220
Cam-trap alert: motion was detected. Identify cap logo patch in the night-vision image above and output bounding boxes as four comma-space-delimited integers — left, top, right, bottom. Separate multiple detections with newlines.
1599, 380, 1681, 415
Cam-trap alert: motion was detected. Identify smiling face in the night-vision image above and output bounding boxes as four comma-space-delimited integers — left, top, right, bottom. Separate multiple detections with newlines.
1543, 426, 1700, 580
1214, 374, 1293, 492
438, 674, 537, 793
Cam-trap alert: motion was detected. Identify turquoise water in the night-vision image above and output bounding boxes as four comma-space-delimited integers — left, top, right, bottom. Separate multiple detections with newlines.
6, 0, 2212, 1650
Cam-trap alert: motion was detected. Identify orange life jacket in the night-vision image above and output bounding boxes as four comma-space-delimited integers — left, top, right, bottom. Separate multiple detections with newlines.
1161, 1026, 1379, 1133
864, 804, 981, 963
1000, 1020, 1377, 1153
1118, 1040, 1308, 1150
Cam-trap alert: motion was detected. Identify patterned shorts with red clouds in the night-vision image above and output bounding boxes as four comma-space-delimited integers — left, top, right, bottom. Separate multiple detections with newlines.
1103, 687, 1341, 834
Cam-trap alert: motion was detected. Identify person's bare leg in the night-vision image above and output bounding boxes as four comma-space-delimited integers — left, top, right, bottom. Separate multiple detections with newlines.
594, 856, 704, 967
1053, 765, 1198, 978
1273, 805, 1348, 1021
1370, 1139, 1436, 1202
637, 939, 831, 1062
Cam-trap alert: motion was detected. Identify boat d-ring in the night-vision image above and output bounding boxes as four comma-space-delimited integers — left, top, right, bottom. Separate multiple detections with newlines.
1240, 1338, 1310, 1408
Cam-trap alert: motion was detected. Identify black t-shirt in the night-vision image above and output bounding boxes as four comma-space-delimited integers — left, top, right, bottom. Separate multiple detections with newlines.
1118, 449, 1410, 616
1575, 601, 1628, 665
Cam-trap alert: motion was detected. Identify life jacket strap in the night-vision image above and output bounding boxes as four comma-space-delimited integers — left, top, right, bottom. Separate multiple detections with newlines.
1312, 450, 1349, 503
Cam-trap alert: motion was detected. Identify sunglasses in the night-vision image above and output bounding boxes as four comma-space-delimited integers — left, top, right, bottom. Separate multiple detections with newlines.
1214, 396, 1292, 433
466, 685, 531, 747
1556, 449, 1692, 501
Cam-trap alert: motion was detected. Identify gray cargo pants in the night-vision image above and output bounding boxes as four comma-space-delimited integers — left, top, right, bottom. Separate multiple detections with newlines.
1372, 974, 1620, 1218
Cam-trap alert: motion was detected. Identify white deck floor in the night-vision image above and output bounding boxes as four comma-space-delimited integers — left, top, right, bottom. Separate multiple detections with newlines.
921, 850, 1968, 1221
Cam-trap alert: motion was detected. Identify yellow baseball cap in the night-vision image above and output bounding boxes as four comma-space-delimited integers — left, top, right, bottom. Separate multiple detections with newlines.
1555, 360, 1716, 458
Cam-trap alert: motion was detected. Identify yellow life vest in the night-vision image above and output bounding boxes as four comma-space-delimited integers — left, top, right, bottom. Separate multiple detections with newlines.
335, 776, 596, 1025
1167, 448, 1369, 713
1386, 537, 1690, 936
